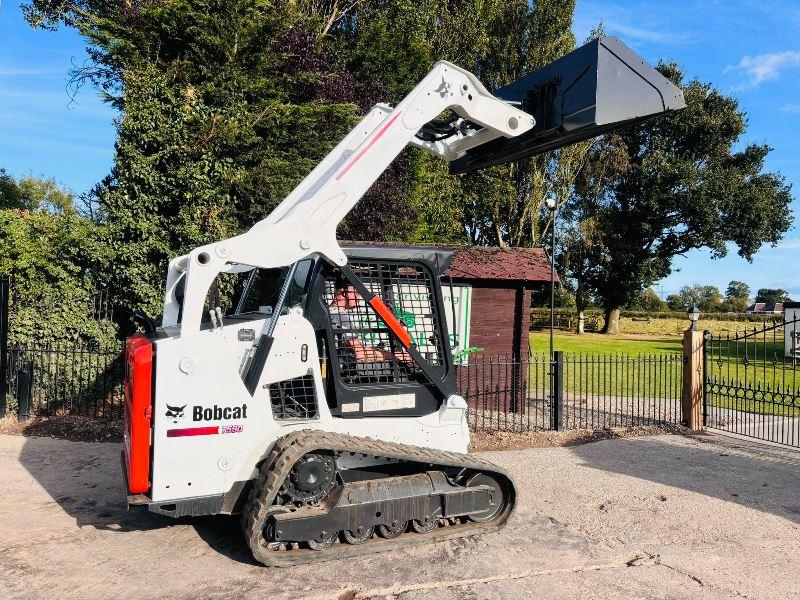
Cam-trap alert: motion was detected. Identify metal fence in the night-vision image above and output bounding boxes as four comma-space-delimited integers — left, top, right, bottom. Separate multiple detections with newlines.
705, 318, 800, 448
5, 342, 125, 420
0, 335, 683, 434
458, 354, 553, 432
562, 352, 683, 429
460, 352, 683, 433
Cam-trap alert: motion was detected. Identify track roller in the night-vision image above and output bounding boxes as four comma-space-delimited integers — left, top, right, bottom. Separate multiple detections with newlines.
411, 517, 437, 534
377, 521, 407, 539
342, 527, 374, 545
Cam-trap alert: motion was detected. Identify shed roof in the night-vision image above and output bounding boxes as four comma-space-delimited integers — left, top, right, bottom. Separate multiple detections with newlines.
340, 241, 557, 283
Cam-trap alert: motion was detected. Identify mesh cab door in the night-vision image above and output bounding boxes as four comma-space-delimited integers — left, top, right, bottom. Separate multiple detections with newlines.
308, 258, 456, 418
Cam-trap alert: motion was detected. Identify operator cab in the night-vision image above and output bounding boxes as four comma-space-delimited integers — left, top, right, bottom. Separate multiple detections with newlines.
169, 246, 458, 420
305, 246, 457, 418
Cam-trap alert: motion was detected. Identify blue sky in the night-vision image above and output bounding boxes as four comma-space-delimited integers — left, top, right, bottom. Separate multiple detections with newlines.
1, 1, 799, 300
573, 0, 800, 300
0, 3, 115, 193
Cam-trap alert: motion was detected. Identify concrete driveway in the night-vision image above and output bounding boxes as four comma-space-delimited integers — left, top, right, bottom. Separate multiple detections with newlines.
1, 431, 798, 599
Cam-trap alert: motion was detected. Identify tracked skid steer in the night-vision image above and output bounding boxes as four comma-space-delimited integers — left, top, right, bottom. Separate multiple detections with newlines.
121, 37, 685, 566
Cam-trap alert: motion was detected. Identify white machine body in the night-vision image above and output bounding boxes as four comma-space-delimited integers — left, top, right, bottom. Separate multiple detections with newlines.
125, 60, 534, 508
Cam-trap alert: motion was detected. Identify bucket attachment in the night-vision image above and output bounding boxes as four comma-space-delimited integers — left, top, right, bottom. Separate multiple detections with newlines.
450, 36, 686, 174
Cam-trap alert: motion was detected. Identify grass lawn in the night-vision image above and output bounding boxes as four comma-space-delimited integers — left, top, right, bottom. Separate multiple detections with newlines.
524, 331, 682, 403
529, 331, 681, 355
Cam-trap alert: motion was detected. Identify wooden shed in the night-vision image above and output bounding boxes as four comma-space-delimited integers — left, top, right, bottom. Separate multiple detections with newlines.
444, 246, 556, 360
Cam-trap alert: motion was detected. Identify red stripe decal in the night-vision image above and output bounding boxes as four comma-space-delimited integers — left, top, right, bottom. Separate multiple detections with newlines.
167, 426, 219, 438
336, 111, 402, 181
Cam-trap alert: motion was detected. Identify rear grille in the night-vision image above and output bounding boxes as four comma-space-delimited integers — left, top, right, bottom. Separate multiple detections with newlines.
269, 374, 318, 420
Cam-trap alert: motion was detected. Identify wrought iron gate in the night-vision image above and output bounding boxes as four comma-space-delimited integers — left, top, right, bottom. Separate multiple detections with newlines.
704, 318, 800, 447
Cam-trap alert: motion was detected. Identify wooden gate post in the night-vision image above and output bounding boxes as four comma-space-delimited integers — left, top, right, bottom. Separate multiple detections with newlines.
682, 327, 704, 430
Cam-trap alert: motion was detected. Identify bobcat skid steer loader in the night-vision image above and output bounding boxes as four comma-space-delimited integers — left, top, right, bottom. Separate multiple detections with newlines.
121, 36, 684, 566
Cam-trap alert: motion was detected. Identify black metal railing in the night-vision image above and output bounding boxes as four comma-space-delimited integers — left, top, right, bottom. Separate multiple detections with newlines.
457, 354, 552, 432
4, 342, 125, 420
459, 352, 683, 433
561, 352, 683, 430
704, 318, 800, 447
0, 338, 684, 434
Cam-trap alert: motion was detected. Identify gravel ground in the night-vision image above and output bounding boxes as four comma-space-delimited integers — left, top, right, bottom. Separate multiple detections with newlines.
1, 431, 799, 599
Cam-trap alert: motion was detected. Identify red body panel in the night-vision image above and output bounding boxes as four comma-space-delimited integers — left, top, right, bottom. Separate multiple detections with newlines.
123, 334, 153, 494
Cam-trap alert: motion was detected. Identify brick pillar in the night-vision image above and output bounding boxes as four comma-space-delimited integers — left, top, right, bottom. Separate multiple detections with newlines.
682, 328, 704, 430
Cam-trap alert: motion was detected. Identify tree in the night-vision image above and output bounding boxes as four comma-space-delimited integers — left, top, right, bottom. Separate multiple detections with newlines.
327, 0, 579, 247
0, 169, 28, 210
24, 0, 581, 322
724, 280, 750, 312
0, 170, 115, 345
756, 288, 792, 304
25, 0, 370, 317
724, 296, 750, 313
628, 288, 668, 312
678, 284, 723, 312
574, 64, 793, 333
666, 294, 684, 311
726, 280, 750, 301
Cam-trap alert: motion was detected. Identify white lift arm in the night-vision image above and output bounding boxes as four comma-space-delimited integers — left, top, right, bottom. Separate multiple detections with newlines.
164, 61, 535, 335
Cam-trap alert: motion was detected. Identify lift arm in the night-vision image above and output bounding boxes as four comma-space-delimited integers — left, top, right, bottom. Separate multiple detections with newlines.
165, 61, 534, 334
164, 36, 685, 336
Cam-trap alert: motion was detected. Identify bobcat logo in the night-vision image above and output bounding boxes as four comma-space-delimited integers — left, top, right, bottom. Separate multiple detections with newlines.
165, 404, 186, 421
434, 76, 451, 98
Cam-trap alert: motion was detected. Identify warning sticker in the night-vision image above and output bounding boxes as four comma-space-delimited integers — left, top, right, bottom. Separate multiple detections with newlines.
362, 394, 416, 412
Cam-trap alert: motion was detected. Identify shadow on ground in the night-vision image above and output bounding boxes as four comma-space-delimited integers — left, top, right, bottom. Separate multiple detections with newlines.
567, 433, 800, 524
16, 434, 253, 563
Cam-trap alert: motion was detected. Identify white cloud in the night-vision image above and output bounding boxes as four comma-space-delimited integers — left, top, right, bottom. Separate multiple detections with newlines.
572, 0, 699, 48
781, 103, 800, 113
605, 21, 693, 45
726, 51, 800, 89
763, 239, 800, 251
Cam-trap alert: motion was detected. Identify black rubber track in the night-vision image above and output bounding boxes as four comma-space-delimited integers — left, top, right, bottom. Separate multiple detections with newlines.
241, 430, 516, 567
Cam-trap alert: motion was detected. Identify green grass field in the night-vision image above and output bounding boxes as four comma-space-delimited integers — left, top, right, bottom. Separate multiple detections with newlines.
524, 332, 682, 403
529, 331, 681, 355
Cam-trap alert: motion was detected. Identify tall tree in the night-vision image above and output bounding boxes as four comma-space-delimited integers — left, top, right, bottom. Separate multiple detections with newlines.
678, 284, 723, 312
25, 0, 368, 316
726, 280, 750, 301
323, 0, 578, 246
755, 288, 792, 304
574, 63, 793, 333
628, 288, 668, 312
24, 0, 581, 323
724, 280, 750, 312
666, 294, 684, 311
461, 0, 577, 249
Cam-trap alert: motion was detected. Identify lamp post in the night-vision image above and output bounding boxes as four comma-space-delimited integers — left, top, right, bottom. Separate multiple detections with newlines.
545, 197, 558, 360
687, 306, 701, 331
